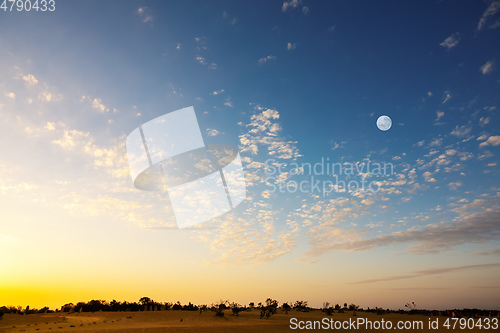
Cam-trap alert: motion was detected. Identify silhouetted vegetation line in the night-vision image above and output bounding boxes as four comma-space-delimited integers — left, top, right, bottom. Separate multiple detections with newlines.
0, 299, 499, 319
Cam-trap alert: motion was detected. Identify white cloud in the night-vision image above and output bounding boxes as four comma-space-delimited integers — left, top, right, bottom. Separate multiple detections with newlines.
287, 42, 296, 51
477, 1, 500, 31
442, 91, 451, 104
137, 6, 153, 23
176, 43, 181, 50
450, 125, 471, 137
196, 56, 207, 65
440, 32, 461, 49
91, 98, 109, 113
448, 181, 462, 190
480, 117, 490, 126
16, 73, 38, 86
282, 0, 302, 11
239, 107, 301, 160
206, 129, 220, 137
5, 92, 15, 100
480, 59, 495, 75
224, 98, 233, 107
210, 89, 225, 95
435, 111, 444, 122
479, 135, 500, 147
38, 91, 62, 103
258, 55, 277, 64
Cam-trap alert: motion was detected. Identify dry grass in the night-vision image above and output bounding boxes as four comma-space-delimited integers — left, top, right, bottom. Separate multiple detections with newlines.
0, 310, 496, 332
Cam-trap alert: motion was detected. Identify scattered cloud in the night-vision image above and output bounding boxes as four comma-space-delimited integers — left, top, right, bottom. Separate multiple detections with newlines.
287, 42, 297, 51
476, 248, 500, 256
210, 89, 225, 96
448, 181, 462, 190
224, 97, 233, 107
137, 7, 153, 23
38, 91, 62, 103
480, 59, 495, 75
15, 73, 38, 86
5, 92, 15, 100
451, 125, 471, 137
258, 55, 277, 64
479, 135, 500, 147
477, 1, 500, 31
81, 95, 110, 113
440, 32, 461, 50
480, 117, 490, 126
282, 0, 302, 11
206, 129, 220, 137
196, 56, 207, 65
442, 91, 451, 104
351, 263, 500, 284
222, 11, 238, 25
303, 202, 500, 258
435, 111, 445, 125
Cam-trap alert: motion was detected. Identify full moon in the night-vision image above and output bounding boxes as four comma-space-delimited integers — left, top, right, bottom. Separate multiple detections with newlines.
376, 115, 392, 131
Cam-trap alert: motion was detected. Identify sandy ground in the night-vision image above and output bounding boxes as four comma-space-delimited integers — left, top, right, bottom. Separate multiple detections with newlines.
0, 310, 495, 332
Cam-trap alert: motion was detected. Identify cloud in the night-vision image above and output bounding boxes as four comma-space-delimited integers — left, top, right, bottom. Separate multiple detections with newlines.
193, 106, 303, 264
38, 91, 62, 102
434, 111, 445, 125
287, 42, 297, 51
258, 55, 277, 64
423, 171, 436, 183
210, 89, 225, 96
450, 125, 471, 137
303, 202, 500, 257
442, 91, 451, 104
480, 117, 490, 126
436, 111, 444, 121
91, 98, 108, 113
81, 95, 110, 113
476, 248, 500, 256
15, 73, 38, 86
224, 97, 233, 107
282, 0, 302, 11
448, 181, 462, 190
480, 59, 495, 75
479, 135, 500, 147
440, 32, 461, 49
196, 56, 207, 65
477, 1, 500, 31
239, 107, 301, 160
206, 129, 220, 137
222, 11, 238, 25
137, 7, 153, 23
5, 92, 15, 100
350, 263, 500, 284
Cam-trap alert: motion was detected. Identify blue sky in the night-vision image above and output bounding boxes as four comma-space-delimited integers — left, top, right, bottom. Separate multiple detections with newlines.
0, 0, 499, 309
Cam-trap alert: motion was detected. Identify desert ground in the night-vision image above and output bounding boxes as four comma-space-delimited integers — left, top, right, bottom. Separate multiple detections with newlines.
0, 309, 496, 333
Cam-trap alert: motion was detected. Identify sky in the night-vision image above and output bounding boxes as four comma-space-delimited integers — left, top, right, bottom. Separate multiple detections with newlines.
0, 0, 499, 310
